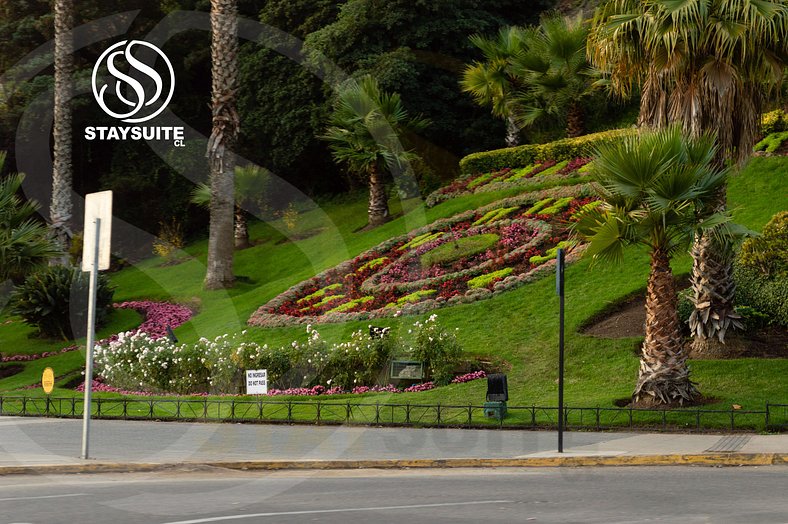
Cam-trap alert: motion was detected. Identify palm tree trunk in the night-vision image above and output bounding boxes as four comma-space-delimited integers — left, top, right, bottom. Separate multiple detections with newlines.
566, 102, 585, 138
689, 185, 741, 357
505, 115, 519, 148
50, 0, 73, 265
367, 166, 390, 227
234, 206, 250, 249
205, 0, 239, 290
634, 249, 699, 406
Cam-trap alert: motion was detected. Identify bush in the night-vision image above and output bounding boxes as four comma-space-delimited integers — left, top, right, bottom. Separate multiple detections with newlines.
677, 288, 694, 326
753, 131, 788, 153
459, 128, 635, 175
738, 211, 788, 278
761, 109, 787, 135
734, 264, 788, 327
409, 314, 463, 385
323, 327, 400, 389
12, 266, 115, 339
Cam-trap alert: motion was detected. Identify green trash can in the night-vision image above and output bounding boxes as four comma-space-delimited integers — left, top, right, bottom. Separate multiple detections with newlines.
483, 401, 507, 420
484, 374, 508, 420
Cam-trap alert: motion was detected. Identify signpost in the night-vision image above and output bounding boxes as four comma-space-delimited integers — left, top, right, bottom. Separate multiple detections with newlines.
556, 248, 565, 453
245, 369, 268, 395
81, 191, 112, 460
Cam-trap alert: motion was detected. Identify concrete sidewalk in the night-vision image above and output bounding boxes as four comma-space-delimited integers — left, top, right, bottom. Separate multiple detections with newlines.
0, 416, 785, 474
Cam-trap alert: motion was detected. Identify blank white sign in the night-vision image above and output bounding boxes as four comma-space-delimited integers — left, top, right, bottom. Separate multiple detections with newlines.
82, 191, 113, 271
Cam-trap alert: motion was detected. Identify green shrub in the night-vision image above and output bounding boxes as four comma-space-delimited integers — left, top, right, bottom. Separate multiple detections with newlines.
739, 211, 788, 278
761, 109, 787, 134
734, 305, 770, 333
409, 315, 463, 385
12, 266, 115, 339
459, 128, 636, 175
677, 288, 694, 325
753, 131, 788, 153
420, 234, 499, 268
324, 328, 400, 389
734, 264, 788, 327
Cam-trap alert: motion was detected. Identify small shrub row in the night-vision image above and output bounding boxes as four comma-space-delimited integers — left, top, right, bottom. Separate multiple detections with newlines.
458, 128, 635, 175
95, 315, 465, 394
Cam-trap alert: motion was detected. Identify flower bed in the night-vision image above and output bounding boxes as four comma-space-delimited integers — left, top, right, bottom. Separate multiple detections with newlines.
249, 184, 595, 328
425, 157, 592, 207
1, 301, 193, 363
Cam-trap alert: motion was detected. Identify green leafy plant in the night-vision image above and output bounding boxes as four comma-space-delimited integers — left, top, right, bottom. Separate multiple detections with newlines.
0, 154, 61, 283
12, 266, 115, 339
408, 314, 463, 385
754, 131, 788, 153
420, 234, 499, 268
739, 211, 788, 278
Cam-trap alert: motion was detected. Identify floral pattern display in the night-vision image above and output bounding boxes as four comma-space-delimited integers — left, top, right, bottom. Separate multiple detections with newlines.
2, 301, 193, 363
425, 157, 593, 207
249, 184, 595, 328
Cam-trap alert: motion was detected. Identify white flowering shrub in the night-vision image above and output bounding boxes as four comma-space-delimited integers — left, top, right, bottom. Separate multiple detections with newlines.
322, 326, 400, 389
95, 331, 179, 393
408, 314, 463, 385
95, 331, 261, 394
95, 317, 462, 394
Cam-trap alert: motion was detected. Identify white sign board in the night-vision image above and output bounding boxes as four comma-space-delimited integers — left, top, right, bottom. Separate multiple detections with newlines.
245, 369, 268, 395
82, 191, 113, 271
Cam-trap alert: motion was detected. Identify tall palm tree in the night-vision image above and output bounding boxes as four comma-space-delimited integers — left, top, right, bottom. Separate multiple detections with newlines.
205, 0, 239, 290
322, 76, 428, 228
0, 153, 61, 283
50, 0, 73, 265
191, 165, 271, 249
510, 14, 595, 138
573, 128, 733, 405
588, 0, 788, 355
461, 26, 526, 147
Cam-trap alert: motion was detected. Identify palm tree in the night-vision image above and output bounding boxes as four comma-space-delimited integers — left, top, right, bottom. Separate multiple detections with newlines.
191, 165, 271, 249
0, 153, 61, 283
50, 0, 74, 265
322, 76, 428, 228
205, 0, 239, 290
573, 128, 734, 405
588, 0, 788, 355
510, 14, 595, 138
461, 26, 526, 147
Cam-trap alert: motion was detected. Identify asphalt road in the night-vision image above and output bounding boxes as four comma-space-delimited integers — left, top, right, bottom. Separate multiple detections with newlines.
1, 466, 786, 523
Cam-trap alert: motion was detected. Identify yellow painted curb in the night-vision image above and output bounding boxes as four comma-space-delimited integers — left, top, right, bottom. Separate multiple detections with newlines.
0, 453, 786, 476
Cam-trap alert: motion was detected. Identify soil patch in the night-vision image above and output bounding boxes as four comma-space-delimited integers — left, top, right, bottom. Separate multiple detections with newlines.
582, 289, 788, 359
582, 293, 647, 338
0, 364, 24, 380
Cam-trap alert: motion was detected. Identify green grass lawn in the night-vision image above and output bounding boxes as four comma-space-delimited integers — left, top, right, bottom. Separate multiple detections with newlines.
1, 156, 786, 427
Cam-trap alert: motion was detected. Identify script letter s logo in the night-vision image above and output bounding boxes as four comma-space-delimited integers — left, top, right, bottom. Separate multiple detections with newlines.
92, 40, 175, 124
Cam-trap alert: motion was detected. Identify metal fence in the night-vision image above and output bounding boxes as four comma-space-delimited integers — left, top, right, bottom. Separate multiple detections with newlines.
1, 395, 785, 432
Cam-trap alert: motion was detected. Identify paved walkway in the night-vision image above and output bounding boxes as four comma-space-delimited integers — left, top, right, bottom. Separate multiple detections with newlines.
0, 416, 785, 473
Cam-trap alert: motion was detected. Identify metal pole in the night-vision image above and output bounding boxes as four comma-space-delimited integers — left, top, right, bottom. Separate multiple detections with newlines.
81, 217, 101, 460
556, 248, 565, 453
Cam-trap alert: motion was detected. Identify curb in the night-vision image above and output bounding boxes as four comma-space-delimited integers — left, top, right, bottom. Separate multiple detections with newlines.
1, 453, 786, 476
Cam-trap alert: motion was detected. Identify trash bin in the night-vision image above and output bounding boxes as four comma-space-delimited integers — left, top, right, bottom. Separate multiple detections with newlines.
484, 373, 508, 420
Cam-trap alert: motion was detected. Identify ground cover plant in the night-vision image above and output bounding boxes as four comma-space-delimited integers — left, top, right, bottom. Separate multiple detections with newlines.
426, 157, 592, 206
249, 184, 596, 327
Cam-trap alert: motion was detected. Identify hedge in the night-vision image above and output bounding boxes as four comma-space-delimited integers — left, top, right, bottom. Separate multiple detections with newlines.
734, 265, 788, 327
459, 128, 636, 175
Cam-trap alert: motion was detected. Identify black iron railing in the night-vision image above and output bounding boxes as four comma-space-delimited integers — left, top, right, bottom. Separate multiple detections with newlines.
1, 395, 785, 432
